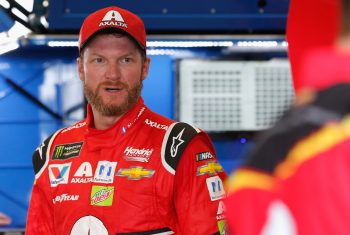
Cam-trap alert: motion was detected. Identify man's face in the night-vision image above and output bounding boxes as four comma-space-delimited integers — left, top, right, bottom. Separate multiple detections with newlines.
77, 34, 150, 117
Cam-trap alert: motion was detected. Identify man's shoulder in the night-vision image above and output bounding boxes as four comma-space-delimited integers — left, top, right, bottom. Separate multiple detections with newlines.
60, 120, 87, 135
143, 109, 175, 131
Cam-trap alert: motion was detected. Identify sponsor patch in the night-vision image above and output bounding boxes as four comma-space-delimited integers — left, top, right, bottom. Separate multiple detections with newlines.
217, 220, 228, 235
195, 152, 214, 162
171, 128, 185, 158
116, 166, 155, 180
48, 163, 71, 187
145, 119, 168, 130
90, 186, 114, 206
122, 107, 146, 134
206, 176, 225, 201
216, 201, 226, 220
52, 142, 83, 160
99, 10, 128, 28
53, 193, 79, 204
197, 161, 224, 176
93, 161, 117, 184
123, 146, 153, 162
61, 122, 86, 133
71, 162, 93, 184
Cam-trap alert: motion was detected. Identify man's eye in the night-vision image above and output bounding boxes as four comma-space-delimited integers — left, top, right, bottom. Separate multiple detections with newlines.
121, 57, 131, 63
94, 58, 104, 63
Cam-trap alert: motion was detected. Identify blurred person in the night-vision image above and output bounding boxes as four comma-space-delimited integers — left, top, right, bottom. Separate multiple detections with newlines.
225, 0, 350, 234
0, 212, 11, 226
25, 6, 227, 235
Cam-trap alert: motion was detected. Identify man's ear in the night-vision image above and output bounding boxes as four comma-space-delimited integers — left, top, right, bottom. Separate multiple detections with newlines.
77, 57, 85, 81
141, 57, 151, 81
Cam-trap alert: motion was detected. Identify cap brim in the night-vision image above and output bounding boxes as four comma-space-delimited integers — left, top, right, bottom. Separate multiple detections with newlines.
79, 27, 145, 53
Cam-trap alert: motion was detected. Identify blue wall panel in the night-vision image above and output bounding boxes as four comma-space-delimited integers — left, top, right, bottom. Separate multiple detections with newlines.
143, 55, 174, 118
48, 0, 289, 32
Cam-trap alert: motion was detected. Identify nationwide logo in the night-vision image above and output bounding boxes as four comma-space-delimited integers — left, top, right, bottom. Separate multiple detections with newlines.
197, 161, 224, 176
116, 166, 155, 180
48, 163, 71, 187
206, 176, 226, 201
52, 142, 83, 160
123, 146, 153, 162
99, 10, 127, 29
93, 161, 118, 184
53, 193, 79, 204
195, 152, 214, 162
90, 186, 114, 206
145, 119, 168, 131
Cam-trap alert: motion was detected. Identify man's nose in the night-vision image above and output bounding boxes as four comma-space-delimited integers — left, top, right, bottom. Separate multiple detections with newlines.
105, 63, 121, 80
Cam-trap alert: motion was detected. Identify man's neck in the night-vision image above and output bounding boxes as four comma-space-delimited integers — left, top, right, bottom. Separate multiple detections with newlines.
91, 108, 123, 130
336, 34, 350, 52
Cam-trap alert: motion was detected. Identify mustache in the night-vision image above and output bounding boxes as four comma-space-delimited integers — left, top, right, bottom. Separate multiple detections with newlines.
96, 81, 129, 90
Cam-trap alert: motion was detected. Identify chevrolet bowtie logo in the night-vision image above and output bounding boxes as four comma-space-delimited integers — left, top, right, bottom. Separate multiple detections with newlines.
197, 161, 224, 176
116, 166, 155, 180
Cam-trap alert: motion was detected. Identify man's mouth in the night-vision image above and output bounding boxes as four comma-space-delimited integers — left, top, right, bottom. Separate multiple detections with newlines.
105, 87, 123, 92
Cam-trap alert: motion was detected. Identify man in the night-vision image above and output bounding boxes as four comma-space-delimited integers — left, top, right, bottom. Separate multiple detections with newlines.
26, 6, 227, 235
0, 212, 11, 226
225, 0, 350, 234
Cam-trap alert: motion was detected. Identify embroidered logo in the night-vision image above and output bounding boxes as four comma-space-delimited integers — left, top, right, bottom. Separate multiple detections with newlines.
197, 161, 224, 176
123, 146, 153, 162
90, 186, 114, 206
116, 166, 155, 180
99, 10, 127, 28
171, 128, 185, 157
52, 142, 83, 160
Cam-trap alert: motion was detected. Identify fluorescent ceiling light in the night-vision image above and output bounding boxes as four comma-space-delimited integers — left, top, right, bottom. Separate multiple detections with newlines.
0, 0, 10, 9
237, 40, 280, 48
48, 41, 78, 47
11, 7, 28, 22
15, 0, 34, 12
146, 41, 233, 48
0, 41, 18, 55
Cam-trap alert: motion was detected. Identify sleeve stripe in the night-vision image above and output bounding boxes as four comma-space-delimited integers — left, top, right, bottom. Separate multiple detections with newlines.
35, 129, 62, 180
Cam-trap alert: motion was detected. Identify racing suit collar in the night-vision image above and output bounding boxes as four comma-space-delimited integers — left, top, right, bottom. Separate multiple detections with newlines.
85, 97, 146, 150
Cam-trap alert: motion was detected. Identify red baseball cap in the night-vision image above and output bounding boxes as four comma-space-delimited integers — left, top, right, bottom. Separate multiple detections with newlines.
78, 6, 146, 52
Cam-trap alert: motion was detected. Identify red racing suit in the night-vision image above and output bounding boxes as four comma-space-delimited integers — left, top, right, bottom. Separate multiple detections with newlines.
26, 98, 227, 235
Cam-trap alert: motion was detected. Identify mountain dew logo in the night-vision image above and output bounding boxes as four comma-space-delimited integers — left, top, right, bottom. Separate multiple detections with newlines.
217, 220, 228, 235
90, 186, 114, 206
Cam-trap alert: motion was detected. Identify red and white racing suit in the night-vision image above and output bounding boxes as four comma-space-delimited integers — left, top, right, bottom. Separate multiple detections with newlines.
26, 98, 227, 235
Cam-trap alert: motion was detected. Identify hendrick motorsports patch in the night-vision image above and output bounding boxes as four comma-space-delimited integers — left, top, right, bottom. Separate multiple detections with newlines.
52, 142, 83, 160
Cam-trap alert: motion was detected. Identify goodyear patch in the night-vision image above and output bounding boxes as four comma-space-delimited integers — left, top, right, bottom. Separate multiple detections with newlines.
197, 161, 224, 176
195, 152, 214, 162
90, 186, 114, 206
116, 166, 155, 180
52, 142, 83, 160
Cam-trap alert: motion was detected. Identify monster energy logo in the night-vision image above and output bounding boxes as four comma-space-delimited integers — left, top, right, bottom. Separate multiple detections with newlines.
52, 142, 83, 160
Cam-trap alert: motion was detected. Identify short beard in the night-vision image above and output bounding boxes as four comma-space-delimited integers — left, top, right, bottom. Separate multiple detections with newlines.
84, 80, 143, 117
